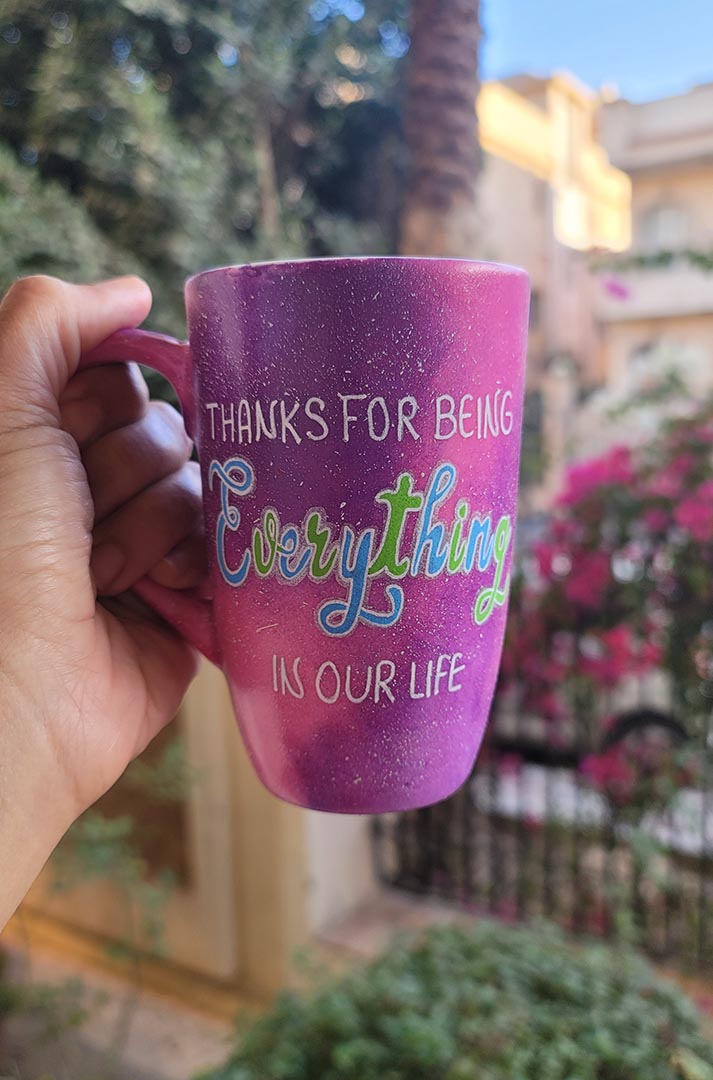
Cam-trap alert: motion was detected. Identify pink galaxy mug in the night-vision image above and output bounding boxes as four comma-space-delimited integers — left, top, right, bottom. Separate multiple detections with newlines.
84, 257, 529, 813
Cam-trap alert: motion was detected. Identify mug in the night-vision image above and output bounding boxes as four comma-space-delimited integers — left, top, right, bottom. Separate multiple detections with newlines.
85, 257, 529, 813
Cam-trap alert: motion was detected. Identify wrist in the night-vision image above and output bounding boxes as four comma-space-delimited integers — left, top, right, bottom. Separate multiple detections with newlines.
0, 673, 77, 930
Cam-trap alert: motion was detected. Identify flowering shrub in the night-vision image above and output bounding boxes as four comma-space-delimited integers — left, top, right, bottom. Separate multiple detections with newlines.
500, 393, 713, 761
579, 727, 701, 823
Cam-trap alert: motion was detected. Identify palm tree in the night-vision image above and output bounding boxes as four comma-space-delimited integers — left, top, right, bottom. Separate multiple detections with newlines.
400, 0, 482, 257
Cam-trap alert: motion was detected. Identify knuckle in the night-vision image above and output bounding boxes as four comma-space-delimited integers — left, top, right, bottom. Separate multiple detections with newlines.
150, 399, 191, 446
180, 459, 202, 492
172, 465, 203, 517
4, 274, 64, 309
113, 365, 149, 423
126, 363, 150, 407
151, 398, 182, 424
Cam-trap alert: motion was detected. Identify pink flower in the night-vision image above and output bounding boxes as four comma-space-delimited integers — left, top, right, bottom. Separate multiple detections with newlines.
670, 453, 697, 478
580, 624, 636, 686
535, 542, 557, 578
558, 446, 633, 507
643, 507, 669, 532
692, 993, 713, 1017
601, 275, 631, 300
639, 638, 664, 669
602, 622, 633, 659
564, 551, 611, 609
692, 424, 713, 446
552, 518, 584, 546
648, 469, 683, 499
496, 899, 518, 921
671, 422, 713, 449
541, 659, 567, 683
697, 479, 713, 500
674, 483, 713, 541
496, 753, 523, 777
580, 746, 635, 805
646, 453, 697, 499
527, 690, 562, 718
585, 909, 610, 936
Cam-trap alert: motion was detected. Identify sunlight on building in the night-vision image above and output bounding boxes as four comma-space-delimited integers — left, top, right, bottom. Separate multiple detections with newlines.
478, 73, 631, 253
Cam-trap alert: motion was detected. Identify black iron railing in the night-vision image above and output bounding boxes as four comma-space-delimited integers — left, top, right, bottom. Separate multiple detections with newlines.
372, 686, 713, 970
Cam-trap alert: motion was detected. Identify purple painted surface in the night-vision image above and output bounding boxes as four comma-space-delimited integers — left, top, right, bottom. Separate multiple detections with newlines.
89, 257, 529, 813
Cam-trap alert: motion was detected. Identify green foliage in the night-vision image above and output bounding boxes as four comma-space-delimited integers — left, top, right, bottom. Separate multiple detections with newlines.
605, 250, 713, 274
0, 951, 88, 1041
0, 739, 194, 1069
124, 730, 198, 799
607, 369, 690, 420
50, 810, 176, 956
49, 736, 193, 954
199, 922, 713, 1080
0, 143, 141, 286
0, 0, 409, 333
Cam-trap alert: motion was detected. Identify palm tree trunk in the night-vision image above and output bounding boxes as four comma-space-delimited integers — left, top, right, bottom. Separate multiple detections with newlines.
400, 0, 482, 257
254, 108, 281, 255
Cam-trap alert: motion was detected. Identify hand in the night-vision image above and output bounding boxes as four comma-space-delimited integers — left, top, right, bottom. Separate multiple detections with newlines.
0, 275, 204, 930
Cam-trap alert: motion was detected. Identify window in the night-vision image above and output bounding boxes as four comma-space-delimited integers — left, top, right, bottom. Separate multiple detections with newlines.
629, 342, 655, 364
639, 203, 688, 252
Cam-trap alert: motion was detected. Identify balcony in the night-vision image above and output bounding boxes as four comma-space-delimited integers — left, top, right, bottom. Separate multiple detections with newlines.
598, 263, 713, 322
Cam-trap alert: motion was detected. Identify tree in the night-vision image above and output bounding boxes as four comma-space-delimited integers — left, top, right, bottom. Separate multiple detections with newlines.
400, 0, 481, 257
0, 0, 412, 331
0, 144, 142, 287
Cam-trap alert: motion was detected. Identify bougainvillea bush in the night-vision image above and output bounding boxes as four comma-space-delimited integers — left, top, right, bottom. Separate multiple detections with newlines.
499, 393, 713, 809
200, 922, 713, 1080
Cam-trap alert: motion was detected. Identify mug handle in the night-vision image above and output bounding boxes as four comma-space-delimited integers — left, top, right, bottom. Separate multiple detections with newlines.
81, 328, 222, 667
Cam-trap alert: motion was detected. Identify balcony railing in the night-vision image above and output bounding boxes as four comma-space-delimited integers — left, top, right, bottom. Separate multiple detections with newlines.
599, 263, 713, 321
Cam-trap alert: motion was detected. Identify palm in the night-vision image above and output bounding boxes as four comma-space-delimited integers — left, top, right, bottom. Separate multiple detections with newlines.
65, 604, 198, 810
0, 276, 205, 822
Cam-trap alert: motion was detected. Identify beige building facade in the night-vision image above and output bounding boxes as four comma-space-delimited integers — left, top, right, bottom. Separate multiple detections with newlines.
598, 82, 713, 400
477, 73, 630, 391
476, 73, 631, 500
479, 76, 713, 485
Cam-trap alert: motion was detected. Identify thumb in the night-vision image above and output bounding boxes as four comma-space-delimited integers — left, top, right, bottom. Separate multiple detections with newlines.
0, 275, 152, 430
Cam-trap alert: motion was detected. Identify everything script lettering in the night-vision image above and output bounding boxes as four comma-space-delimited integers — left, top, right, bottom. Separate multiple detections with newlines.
209, 457, 512, 638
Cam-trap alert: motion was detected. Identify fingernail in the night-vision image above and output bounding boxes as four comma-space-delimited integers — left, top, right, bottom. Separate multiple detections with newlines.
150, 540, 207, 590
160, 545, 191, 572
152, 548, 193, 587
91, 542, 125, 593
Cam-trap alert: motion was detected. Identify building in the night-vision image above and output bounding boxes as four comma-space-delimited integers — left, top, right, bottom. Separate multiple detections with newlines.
477, 72, 631, 390
478, 76, 713, 486
597, 82, 713, 402
476, 72, 631, 501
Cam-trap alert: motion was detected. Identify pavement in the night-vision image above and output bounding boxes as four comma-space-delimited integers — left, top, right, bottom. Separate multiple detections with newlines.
0, 944, 233, 1080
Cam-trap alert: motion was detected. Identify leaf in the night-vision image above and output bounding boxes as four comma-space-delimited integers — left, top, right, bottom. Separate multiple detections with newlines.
672, 1049, 713, 1080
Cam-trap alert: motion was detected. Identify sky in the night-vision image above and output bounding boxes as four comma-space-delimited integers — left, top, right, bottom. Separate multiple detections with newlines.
480, 0, 713, 103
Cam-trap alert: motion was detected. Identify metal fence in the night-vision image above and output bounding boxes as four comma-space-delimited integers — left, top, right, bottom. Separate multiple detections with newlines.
372, 679, 713, 971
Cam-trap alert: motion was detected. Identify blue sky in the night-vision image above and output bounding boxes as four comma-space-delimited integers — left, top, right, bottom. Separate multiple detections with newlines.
481, 0, 713, 102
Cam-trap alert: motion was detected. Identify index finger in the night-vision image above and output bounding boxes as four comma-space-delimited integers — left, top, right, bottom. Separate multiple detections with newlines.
0, 275, 152, 428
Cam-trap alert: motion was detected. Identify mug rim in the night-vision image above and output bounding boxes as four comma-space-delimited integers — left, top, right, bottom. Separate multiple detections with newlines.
185, 255, 528, 291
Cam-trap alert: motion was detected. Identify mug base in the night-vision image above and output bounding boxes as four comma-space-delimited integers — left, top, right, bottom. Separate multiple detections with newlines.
259, 759, 476, 815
